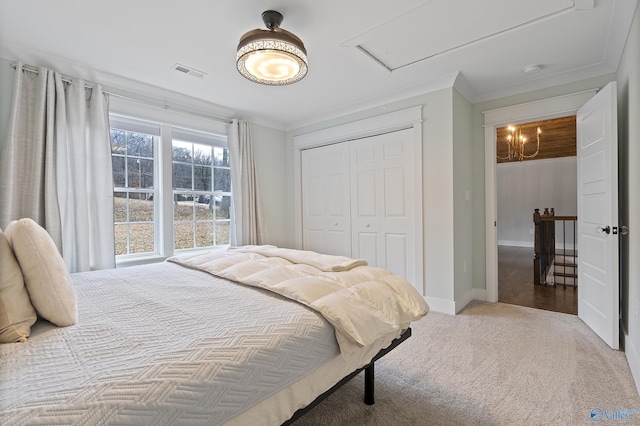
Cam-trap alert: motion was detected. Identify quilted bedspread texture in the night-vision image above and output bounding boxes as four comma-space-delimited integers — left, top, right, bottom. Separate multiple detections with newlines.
0, 262, 339, 425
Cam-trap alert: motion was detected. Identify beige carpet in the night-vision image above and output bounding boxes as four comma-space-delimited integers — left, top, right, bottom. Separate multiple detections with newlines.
293, 301, 640, 425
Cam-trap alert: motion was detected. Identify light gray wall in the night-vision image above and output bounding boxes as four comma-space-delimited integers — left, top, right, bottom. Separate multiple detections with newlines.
497, 157, 577, 247
422, 89, 455, 305
250, 123, 288, 248
617, 1, 640, 391
452, 89, 474, 304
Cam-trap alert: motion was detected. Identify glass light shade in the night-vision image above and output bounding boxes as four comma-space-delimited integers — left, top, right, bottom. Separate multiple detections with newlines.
236, 29, 308, 85
244, 50, 300, 82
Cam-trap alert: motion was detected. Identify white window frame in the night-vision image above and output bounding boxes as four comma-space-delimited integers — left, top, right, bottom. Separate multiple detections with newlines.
171, 127, 231, 251
109, 97, 229, 267
110, 116, 160, 257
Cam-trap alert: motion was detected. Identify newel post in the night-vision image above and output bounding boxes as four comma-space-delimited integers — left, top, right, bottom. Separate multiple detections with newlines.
533, 208, 541, 285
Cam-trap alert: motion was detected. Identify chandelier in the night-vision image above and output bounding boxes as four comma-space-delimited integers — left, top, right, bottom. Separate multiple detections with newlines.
497, 125, 541, 161
236, 10, 308, 86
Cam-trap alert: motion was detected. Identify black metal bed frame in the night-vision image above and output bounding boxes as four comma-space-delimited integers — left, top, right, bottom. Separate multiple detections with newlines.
282, 327, 412, 425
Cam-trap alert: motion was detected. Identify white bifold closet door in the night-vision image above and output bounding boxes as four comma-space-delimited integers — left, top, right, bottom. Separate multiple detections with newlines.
350, 128, 417, 283
301, 142, 351, 257
301, 128, 418, 285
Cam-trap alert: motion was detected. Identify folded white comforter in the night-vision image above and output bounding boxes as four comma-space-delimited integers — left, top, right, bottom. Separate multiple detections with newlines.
168, 246, 429, 354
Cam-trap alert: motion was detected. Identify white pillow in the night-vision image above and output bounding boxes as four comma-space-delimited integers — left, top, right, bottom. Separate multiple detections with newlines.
5, 218, 77, 327
0, 228, 37, 342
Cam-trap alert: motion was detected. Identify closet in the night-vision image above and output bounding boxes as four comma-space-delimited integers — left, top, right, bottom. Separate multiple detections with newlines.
300, 127, 420, 287
302, 142, 351, 257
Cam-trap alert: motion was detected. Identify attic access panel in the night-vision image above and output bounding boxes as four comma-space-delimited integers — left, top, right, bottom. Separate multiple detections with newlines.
342, 0, 575, 71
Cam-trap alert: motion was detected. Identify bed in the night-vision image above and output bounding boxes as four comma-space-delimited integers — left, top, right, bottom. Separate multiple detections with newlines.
0, 220, 428, 425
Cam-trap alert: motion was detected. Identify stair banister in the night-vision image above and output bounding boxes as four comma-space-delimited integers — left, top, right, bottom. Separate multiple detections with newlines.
533, 208, 578, 287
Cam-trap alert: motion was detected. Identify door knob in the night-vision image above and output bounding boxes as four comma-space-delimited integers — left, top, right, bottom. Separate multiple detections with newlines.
596, 225, 611, 235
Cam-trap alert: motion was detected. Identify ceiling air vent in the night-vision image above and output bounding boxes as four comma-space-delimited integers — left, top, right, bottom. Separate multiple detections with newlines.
172, 63, 207, 79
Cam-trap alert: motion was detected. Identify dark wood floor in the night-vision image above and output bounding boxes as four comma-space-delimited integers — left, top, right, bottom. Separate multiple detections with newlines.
498, 245, 577, 315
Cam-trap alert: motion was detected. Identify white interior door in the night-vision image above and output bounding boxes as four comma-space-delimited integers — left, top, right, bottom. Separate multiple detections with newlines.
350, 128, 417, 285
301, 143, 351, 256
577, 81, 619, 350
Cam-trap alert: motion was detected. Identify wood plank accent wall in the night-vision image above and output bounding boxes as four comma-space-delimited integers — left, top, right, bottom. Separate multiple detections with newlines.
496, 115, 576, 163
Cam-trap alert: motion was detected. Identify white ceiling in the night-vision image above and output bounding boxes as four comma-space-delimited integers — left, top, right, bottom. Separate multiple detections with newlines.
0, 0, 637, 130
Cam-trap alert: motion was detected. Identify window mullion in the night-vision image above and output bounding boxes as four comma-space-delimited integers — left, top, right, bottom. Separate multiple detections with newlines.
126, 195, 131, 254
159, 125, 175, 257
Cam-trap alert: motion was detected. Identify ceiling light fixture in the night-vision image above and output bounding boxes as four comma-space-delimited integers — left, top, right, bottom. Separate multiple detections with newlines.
497, 125, 541, 161
236, 10, 308, 85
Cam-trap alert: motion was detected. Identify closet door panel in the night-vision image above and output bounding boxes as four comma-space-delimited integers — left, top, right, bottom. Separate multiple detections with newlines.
383, 138, 407, 159
306, 229, 324, 253
307, 177, 324, 216
327, 230, 348, 255
327, 174, 346, 216
384, 167, 406, 217
385, 233, 408, 277
301, 143, 351, 257
350, 129, 415, 283
356, 232, 378, 266
355, 170, 377, 217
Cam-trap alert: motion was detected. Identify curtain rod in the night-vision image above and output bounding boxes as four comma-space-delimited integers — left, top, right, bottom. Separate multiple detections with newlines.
10, 63, 233, 124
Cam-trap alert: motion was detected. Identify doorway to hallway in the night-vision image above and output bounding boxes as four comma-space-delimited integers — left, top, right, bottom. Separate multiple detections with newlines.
498, 245, 577, 315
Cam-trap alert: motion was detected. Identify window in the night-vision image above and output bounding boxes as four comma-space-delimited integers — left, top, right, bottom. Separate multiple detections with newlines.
171, 129, 231, 250
110, 118, 159, 256
109, 112, 230, 261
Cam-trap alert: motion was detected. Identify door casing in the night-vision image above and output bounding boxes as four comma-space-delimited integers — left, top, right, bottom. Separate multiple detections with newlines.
483, 90, 598, 302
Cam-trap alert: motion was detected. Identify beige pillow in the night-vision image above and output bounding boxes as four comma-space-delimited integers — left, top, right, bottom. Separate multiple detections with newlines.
5, 218, 77, 327
0, 228, 37, 342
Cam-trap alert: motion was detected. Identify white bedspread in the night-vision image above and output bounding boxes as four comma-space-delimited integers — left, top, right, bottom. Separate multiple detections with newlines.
168, 246, 429, 354
0, 262, 341, 425
228, 245, 368, 271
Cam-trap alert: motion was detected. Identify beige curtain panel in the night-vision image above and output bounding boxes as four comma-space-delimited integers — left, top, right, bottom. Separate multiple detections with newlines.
228, 119, 266, 246
0, 63, 115, 272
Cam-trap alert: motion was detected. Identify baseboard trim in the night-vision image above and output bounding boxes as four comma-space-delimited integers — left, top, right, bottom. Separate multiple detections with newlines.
472, 288, 487, 302
424, 296, 456, 315
426, 288, 487, 315
497, 241, 577, 250
498, 240, 534, 248
623, 325, 640, 395
454, 288, 488, 313
455, 290, 474, 314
